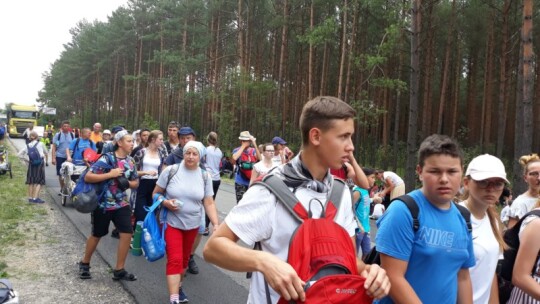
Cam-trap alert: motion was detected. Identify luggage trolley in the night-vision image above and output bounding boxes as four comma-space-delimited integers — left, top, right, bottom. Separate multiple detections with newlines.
0, 145, 13, 178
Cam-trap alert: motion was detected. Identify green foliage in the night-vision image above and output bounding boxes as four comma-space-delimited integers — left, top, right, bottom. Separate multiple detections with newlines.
140, 113, 160, 130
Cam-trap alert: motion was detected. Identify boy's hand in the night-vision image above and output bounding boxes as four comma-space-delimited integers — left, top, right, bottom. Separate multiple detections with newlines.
360, 264, 391, 299
261, 253, 306, 302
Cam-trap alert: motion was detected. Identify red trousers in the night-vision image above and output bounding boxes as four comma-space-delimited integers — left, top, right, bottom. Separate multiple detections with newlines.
165, 225, 198, 275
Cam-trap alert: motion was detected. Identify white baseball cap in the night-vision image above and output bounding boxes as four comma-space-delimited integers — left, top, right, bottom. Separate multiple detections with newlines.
103, 129, 111, 135
465, 154, 509, 183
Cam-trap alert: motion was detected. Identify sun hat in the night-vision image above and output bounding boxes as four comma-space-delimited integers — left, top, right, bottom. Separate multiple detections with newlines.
271, 136, 287, 145
178, 126, 196, 137
238, 131, 254, 141
183, 140, 206, 158
465, 154, 509, 183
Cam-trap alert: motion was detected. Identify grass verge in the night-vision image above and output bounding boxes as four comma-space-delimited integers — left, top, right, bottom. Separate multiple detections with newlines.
0, 142, 47, 277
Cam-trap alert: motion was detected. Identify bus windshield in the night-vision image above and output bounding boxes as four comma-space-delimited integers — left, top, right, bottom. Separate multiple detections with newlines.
12, 111, 37, 119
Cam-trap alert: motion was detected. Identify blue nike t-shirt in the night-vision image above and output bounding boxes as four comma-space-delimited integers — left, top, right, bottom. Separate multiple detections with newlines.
375, 189, 475, 304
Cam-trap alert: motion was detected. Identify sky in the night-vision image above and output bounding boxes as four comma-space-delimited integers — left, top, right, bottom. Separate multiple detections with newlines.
0, 0, 130, 110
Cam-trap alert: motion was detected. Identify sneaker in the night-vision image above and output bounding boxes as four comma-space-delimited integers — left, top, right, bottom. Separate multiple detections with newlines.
179, 287, 189, 303
187, 256, 199, 274
202, 227, 209, 236
79, 262, 91, 279
28, 198, 35, 203
34, 198, 45, 204
111, 229, 120, 239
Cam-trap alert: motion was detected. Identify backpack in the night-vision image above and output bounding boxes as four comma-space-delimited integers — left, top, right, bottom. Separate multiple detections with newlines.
0, 126, 5, 136
254, 175, 371, 304
27, 143, 43, 166
71, 153, 115, 213
498, 209, 540, 302
0, 279, 17, 304
237, 148, 257, 180
141, 194, 167, 262
363, 195, 472, 265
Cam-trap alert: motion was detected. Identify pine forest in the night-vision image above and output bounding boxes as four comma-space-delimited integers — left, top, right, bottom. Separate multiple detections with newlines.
36, 0, 538, 192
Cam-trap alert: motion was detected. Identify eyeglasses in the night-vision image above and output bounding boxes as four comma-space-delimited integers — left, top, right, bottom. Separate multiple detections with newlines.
168, 121, 179, 127
473, 180, 505, 190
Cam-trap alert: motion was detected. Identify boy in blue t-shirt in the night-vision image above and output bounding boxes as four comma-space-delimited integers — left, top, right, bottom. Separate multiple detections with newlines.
375, 134, 475, 304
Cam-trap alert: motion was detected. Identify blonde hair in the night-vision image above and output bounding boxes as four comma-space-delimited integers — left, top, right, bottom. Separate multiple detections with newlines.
462, 178, 508, 251
519, 153, 540, 175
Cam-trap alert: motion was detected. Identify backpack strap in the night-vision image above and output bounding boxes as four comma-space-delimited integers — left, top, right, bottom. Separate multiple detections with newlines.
326, 178, 346, 220
253, 174, 305, 223
454, 203, 473, 233
392, 195, 420, 231
72, 138, 81, 158
167, 164, 180, 186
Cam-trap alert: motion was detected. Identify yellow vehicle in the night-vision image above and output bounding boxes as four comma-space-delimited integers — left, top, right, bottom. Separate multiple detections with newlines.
6, 104, 39, 137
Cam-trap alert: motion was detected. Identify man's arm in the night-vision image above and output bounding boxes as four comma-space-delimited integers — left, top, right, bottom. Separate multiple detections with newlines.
232, 142, 249, 162
456, 268, 473, 304
51, 136, 57, 165
203, 222, 306, 302
380, 253, 421, 304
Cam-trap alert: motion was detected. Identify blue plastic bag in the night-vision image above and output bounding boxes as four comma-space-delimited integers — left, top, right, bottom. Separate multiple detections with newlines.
141, 194, 167, 262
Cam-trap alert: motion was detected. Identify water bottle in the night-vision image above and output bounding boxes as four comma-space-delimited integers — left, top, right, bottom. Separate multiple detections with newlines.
143, 228, 157, 258
174, 199, 184, 209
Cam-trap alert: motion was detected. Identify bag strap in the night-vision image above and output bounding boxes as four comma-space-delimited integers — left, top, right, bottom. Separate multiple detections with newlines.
328, 178, 345, 212
0, 278, 13, 291
167, 164, 180, 186
454, 203, 473, 233
253, 174, 305, 223
392, 195, 420, 231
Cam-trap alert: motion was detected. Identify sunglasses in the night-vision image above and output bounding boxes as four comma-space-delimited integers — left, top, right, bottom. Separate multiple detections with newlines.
473, 180, 505, 190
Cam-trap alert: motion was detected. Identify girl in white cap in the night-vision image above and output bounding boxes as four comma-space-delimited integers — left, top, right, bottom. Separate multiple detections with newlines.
460, 154, 509, 303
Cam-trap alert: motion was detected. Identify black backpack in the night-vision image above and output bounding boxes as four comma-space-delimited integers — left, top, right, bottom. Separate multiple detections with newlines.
364, 195, 472, 265
497, 209, 540, 303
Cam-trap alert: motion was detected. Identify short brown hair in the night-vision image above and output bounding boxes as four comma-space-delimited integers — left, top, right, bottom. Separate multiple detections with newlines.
417, 134, 463, 168
299, 96, 356, 146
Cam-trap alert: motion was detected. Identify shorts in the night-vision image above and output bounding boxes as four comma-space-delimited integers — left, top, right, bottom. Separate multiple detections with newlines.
91, 205, 133, 237
0, 134, 4, 140
355, 231, 371, 257
55, 156, 67, 176
235, 183, 248, 203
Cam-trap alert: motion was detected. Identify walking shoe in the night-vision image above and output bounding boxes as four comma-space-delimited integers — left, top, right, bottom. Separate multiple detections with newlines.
28, 198, 35, 203
179, 287, 189, 303
79, 262, 91, 279
34, 198, 45, 204
202, 227, 209, 236
111, 229, 120, 239
187, 256, 199, 274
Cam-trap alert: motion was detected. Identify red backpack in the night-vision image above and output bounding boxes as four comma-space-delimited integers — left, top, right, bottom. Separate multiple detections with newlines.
255, 175, 371, 304
237, 148, 257, 180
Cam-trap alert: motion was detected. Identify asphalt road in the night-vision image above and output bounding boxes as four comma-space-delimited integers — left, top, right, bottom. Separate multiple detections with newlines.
10, 137, 379, 303
10, 138, 249, 304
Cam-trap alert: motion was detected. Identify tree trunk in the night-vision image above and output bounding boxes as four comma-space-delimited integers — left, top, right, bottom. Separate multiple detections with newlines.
496, 0, 511, 157
337, 0, 348, 99
406, 0, 421, 192
308, 2, 314, 100
437, 0, 456, 134
521, 0, 534, 154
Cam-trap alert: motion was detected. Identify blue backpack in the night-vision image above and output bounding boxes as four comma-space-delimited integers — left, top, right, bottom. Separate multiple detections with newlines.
141, 194, 167, 262
27, 144, 43, 166
71, 153, 115, 213
0, 126, 5, 136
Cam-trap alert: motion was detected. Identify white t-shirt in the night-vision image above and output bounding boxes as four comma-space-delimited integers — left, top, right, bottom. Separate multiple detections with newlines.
225, 182, 356, 304
384, 171, 404, 187
156, 163, 213, 230
204, 146, 223, 181
253, 161, 277, 176
500, 205, 511, 224
509, 194, 538, 220
372, 204, 385, 219
460, 202, 501, 304
141, 154, 160, 180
